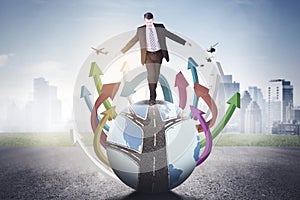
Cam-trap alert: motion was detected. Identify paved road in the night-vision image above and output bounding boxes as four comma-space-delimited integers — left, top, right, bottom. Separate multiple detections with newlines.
0, 146, 299, 200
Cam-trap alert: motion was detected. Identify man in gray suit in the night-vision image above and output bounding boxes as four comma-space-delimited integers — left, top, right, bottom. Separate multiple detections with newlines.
121, 12, 191, 105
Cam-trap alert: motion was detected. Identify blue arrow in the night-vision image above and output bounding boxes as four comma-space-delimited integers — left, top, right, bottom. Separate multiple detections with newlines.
159, 74, 173, 103
121, 72, 147, 97
81, 85, 110, 131
81, 86, 93, 111
187, 57, 199, 109
188, 57, 199, 83
121, 72, 173, 102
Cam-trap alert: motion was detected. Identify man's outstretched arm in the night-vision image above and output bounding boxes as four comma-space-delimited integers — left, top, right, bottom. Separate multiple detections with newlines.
164, 28, 192, 46
121, 33, 139, 53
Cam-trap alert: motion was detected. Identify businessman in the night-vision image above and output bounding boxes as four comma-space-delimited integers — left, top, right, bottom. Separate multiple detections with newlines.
121, 12, 191, 105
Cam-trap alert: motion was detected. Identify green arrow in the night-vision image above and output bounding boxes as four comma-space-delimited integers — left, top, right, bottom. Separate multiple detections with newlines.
89, 62, 112, 110
200, 92, 240, 148
89, 62, 103, 93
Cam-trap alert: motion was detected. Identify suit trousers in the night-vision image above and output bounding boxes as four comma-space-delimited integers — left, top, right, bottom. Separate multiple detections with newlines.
145, 50, 163, 84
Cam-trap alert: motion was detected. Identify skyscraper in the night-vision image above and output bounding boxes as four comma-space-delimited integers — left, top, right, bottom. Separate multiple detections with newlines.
267, 79, 293, 133
222, 75, 240, 101
248, 86, 267, 132
27, 77, 62, 131
240, 91, 252, 133
294, 107, 300, 122
248, 86, 265, 110
221, 74, 240, 132
286, 102, 294, 123
245, 101, 262, 133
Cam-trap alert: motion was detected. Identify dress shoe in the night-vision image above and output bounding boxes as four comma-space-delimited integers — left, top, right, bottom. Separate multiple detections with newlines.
149, 99, 156, 106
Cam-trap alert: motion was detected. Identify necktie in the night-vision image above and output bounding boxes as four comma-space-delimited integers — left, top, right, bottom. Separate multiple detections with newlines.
149, 28, 156, 51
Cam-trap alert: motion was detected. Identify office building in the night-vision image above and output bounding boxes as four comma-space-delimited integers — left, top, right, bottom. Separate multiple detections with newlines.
222, 75, 240, 101
245, 101, 262, 133
27, 77, 62, 131
248, 86, 267, 132
267, 79, 293, 133
221, 74, 240, 132
240, 91, 252, 133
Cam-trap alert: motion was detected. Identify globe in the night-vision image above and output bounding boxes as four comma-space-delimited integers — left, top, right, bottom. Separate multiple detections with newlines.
72, 30, 227, 195
106, 100, 200, 193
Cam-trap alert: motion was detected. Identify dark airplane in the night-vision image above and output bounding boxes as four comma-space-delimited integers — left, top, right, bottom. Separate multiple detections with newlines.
207, 43, 219, 53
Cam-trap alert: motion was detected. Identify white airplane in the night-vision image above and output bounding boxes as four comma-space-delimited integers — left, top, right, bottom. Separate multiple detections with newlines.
91, 47, 108, 55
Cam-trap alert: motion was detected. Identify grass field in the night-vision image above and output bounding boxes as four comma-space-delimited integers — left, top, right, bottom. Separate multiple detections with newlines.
215, 133, 300, 147
0, 132, 299, 147
0, 132, 72, 146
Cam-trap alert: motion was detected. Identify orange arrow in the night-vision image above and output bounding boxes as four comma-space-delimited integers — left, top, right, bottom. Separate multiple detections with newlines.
194, 83, 218, 133
91, 82, 120, 148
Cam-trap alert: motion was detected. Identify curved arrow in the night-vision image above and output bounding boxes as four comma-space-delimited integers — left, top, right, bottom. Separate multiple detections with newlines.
158, 74, 173, 103
89, 62, 112, 110
200, 92, 240, 148
190, 105, 212, 166
175, 71, 188, 109
121, 72, 147, 97
94, 106, 115, 167
81, 85, 93, 111
194, 83, 218, 132
120, 72, 173, 102
187, 57, 199, 108
91, 83, 120, 149
188, 57, 199, 83
81, 85, 110, 132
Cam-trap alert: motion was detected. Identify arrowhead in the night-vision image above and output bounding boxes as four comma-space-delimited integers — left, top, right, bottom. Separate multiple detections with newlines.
120, 81, 136, 97
227, 92, 241, 108
194, 83, 209, 98
175, 71, 189, 88
187, 57, 199, 69
89, 62, 103, 77
80, 85, 91, 98
101, 82, 121, 100
190, 105, 205, 120
101, 106, 116, 121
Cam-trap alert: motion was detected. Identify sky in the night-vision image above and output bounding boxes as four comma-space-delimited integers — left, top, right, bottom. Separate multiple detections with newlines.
0, 0, 300, 122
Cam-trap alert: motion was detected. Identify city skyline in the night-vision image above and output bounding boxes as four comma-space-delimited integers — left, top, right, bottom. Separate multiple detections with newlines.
1, 72, 298, 131
1, 0, 300, 126
0, 77, 64, 132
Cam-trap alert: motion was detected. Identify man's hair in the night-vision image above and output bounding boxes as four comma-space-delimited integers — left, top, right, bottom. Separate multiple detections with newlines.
144, 12, 154, 20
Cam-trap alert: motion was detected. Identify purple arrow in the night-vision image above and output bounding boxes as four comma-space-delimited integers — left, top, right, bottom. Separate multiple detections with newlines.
175, 71, 189, 110
190, 105, 213, 166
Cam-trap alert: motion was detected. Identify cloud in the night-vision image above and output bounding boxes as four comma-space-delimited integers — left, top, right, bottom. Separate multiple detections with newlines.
0, 53, 14, 67
23, 60, 78, 81
24, 60, 67, 75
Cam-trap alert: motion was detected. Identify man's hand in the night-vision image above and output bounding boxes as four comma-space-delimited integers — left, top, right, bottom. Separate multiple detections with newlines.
185, 41, 192, 47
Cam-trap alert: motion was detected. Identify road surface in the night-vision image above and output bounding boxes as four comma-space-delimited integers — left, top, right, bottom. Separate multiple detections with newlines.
0, 146, 299, 199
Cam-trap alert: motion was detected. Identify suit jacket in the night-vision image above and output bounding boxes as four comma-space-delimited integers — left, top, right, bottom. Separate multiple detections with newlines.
121, 23, 186, 65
